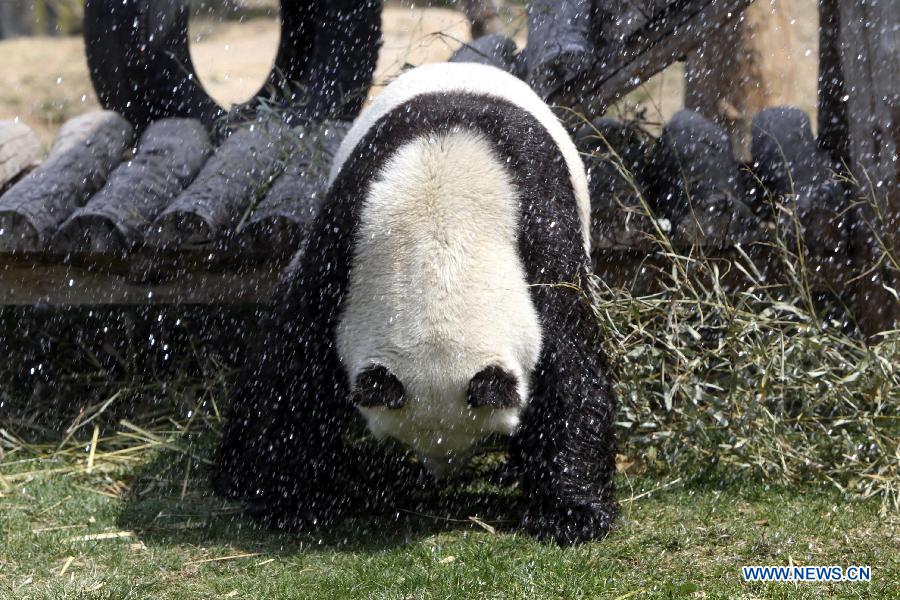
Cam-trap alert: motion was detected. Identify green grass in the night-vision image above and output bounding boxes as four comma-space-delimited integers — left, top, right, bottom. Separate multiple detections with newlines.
2, 436, 897, 599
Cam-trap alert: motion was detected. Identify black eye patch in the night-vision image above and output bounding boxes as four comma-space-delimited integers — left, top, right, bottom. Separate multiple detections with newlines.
350, 365, 406, 409
467, 366, 520, 409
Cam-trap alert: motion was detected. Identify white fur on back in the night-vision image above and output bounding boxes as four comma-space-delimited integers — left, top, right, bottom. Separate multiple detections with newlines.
329, 62, 591, 252
335, 131, 543, 472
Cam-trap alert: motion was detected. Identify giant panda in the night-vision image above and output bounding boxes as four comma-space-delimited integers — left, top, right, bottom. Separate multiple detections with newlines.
213, 62, 618, 545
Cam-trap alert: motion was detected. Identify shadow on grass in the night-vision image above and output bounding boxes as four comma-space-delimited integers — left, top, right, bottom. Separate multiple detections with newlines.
117, 438, 528, 555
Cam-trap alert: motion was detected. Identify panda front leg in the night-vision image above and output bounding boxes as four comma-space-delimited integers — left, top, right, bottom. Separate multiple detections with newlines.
243, 352, 359, 530
213, 270, 359, 529
511, 289, 618, 545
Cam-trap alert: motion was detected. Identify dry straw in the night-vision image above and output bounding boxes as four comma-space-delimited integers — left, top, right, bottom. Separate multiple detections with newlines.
581, 118, 899, 510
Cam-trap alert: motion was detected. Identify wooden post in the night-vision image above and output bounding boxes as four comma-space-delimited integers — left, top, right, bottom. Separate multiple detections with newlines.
0, 112, 133, 253
0, 122, 42, 191
239, 121, 350, 258
147, 120, 297, 251
53, 118, 213, 256
818, 0, 899, 337
816, 0, 848, 167
0, 0, 34, 39
546, 0, 754, 119
462, 0, 504, 39
684, 0, 799, 161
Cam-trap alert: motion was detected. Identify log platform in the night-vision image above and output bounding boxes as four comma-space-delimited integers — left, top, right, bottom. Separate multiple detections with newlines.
0, 114, 344, 304
0, 107, 862, 307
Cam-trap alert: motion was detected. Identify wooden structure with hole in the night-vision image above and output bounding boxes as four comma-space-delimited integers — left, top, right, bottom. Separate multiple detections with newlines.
0, 0, 896, 336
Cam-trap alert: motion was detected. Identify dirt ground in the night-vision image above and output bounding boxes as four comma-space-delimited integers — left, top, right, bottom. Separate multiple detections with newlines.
0, 2, 819, 147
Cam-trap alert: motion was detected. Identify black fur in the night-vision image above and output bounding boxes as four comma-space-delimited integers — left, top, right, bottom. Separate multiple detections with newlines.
467, 366, 520, 409
213, 91, 618, 543
351, 365, 406, 409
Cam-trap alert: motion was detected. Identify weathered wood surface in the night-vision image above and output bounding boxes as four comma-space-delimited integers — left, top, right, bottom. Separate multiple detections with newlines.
575, 118, 657, 249
818, 0, 898, 336
751, 107, 848, 256
592, 246, 849, 298
462, 0, 504, 39
684, 0, 799, 160
0, 111, 133, 253
0, 121, 42, 190
589, 0, 662, 44
826, 0, 898, 222
816, 0, 849, 168
147, 120, 296, 251
546, 0, 754, 117
0, 104, 865, 306
523, 0, 595, 98
238, 121, 349, 257
0, 245, 849, 306
449, 34, 520, 75
646, 110, 755, 249
53, 118, 212, 256
0, 255, 278, 305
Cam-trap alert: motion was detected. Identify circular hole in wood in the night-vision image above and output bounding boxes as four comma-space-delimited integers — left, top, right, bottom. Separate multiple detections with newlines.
188, 0, 281, 109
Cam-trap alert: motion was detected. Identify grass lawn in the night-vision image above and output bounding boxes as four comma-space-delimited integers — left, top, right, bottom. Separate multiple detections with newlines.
1, 434, 896, 599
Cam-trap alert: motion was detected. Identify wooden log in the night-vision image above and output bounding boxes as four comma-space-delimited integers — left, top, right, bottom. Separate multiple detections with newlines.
238, 121, 349, 258
52, 118, 213, 256
817, 0, 899, 336
684, 0, 799, 161
0, 111, 133, 253
575, 117, 658, 250
523, 0, 595, 99
0, 255, 280, 305
0, 246, 843, 306
0, 0, 34, 39
462, 0, 504, 39
0, 121, 42, 191
592, 1, 671, 42
147, 119, 297, 251
828, 0, 898, 256
816, 0, 848, 166
237, 166, 325, 259
547, 0, 754, 118
751, 107, 848, 256
646, 110, 757, 248
449, 34, 520, 76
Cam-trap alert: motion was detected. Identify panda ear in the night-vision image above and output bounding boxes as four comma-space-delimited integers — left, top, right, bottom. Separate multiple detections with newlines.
350, 365, 406, 409
467, 366, 520, 409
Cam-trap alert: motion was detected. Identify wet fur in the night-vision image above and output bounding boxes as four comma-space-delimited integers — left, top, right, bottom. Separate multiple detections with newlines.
213, 85, 618, 544
339, 130, 539, 463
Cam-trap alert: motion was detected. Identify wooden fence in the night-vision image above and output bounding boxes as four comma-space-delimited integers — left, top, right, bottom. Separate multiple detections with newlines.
0, 0, 895, 335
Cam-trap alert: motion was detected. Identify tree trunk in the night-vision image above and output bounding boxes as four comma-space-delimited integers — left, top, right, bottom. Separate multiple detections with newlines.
684, 0, 798, 161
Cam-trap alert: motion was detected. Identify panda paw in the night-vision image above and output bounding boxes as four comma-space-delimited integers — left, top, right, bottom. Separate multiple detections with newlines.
520, 501, 617, 545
